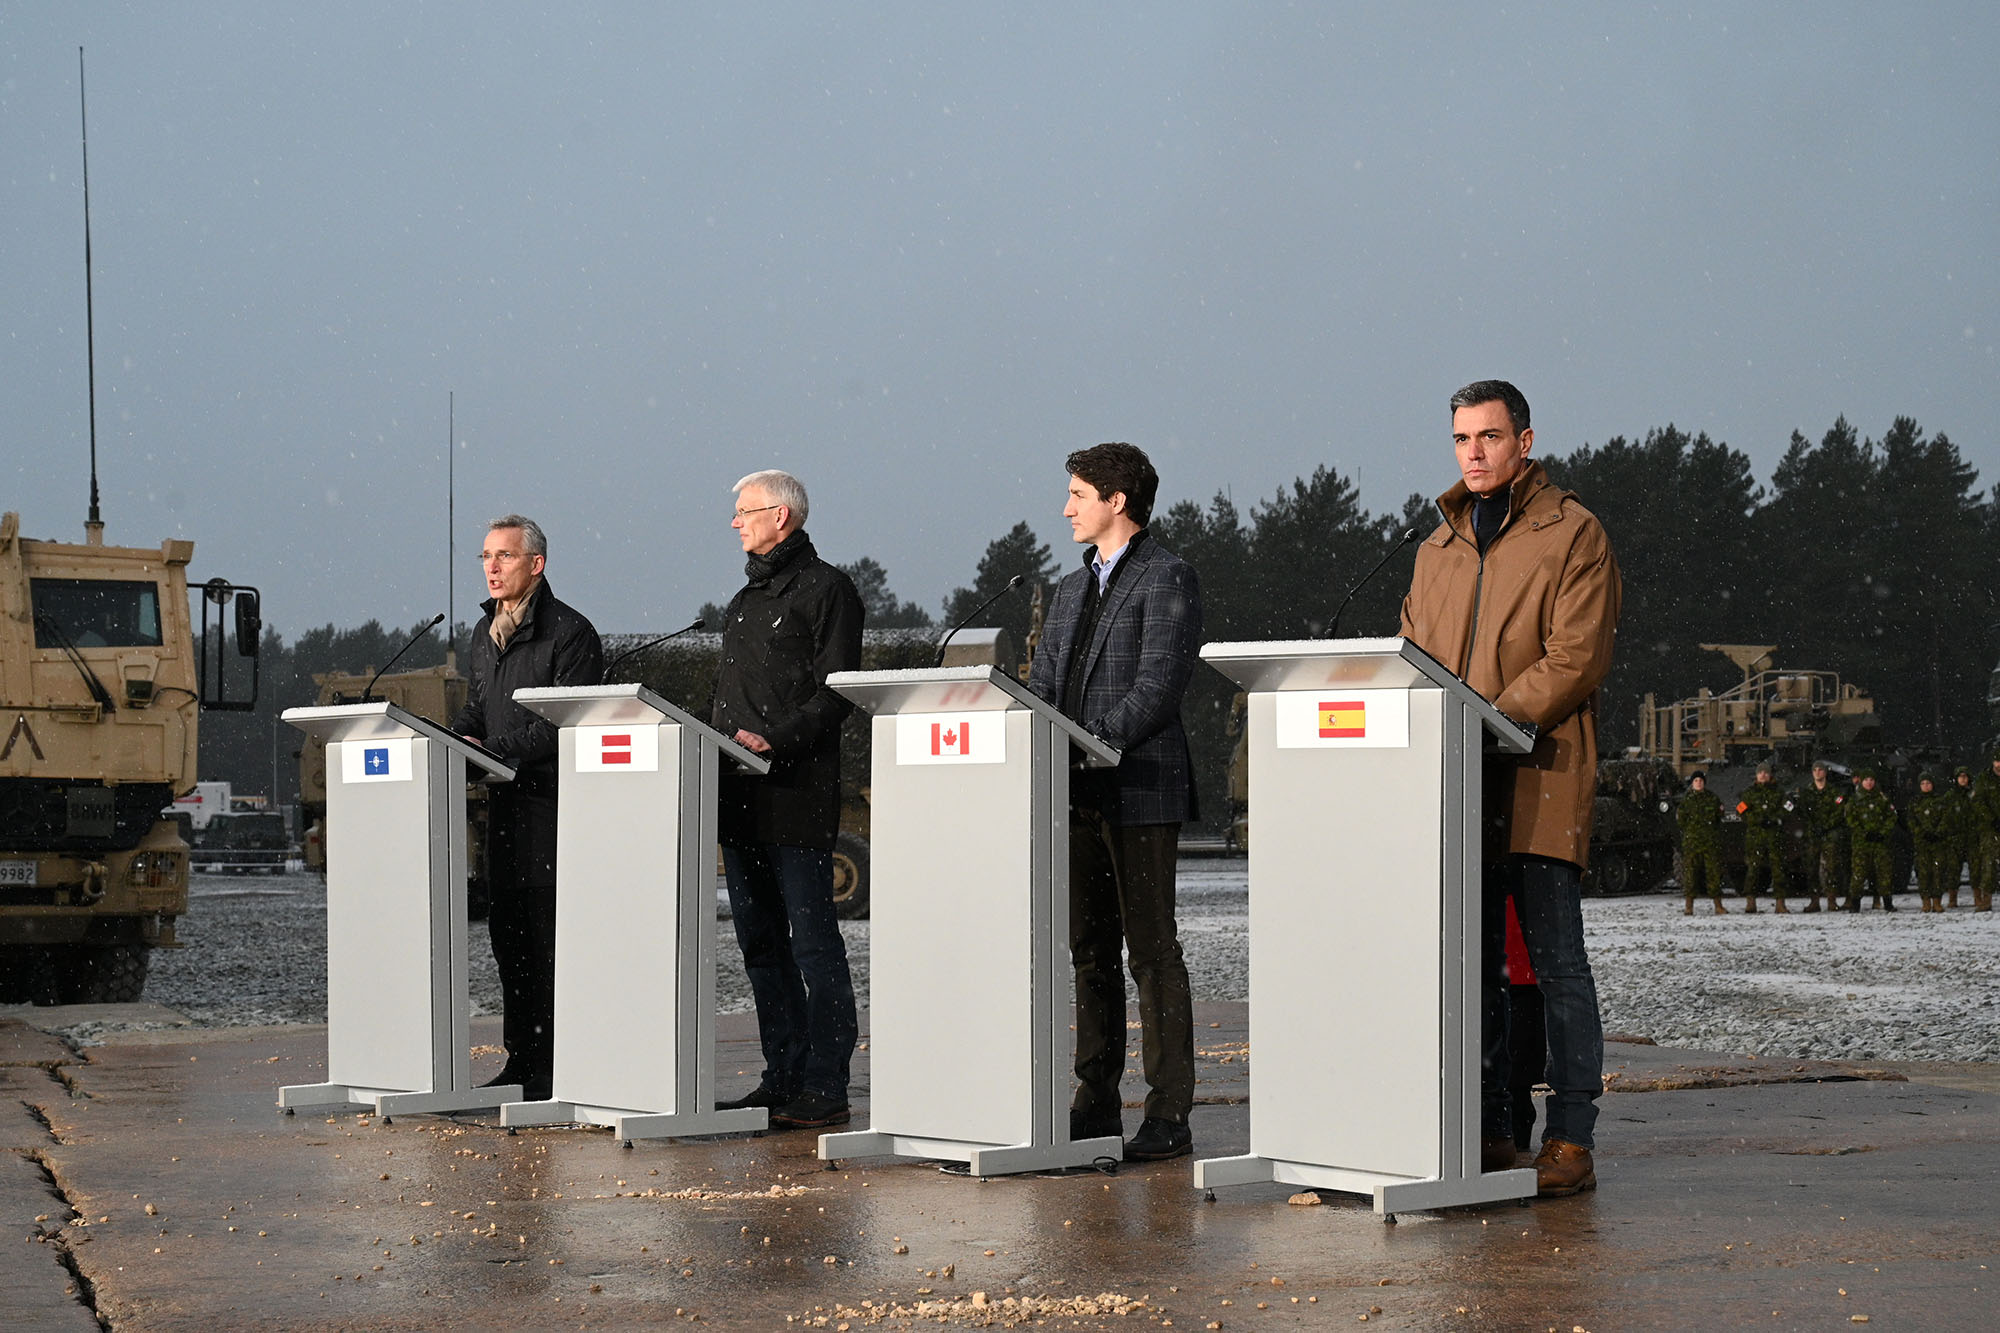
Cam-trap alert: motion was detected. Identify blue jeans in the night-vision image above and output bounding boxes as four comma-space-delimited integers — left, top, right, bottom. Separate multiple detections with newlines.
1483, 855, 1602, 1149
722, 843, 856, 1101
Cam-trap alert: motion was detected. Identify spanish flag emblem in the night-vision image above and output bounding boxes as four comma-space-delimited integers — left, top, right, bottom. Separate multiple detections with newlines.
1318, 700, 1366, 739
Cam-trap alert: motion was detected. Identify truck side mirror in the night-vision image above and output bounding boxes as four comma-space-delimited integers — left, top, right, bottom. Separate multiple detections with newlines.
234, 589, 262, 657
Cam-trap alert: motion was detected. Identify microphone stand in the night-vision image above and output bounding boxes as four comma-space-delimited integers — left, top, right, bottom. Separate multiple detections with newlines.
605, 618, 707, 678
934, 575, 1025, 668
1325, 527, 1421, 638
363, 613, 446, 702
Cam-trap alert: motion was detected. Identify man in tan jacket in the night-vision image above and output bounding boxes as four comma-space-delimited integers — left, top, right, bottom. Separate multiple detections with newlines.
1400, 380, 1622, 1198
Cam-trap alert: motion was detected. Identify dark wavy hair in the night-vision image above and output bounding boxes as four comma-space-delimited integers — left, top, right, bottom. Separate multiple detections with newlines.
1064, 442, 1160, 527
1449, 380, 1531, 435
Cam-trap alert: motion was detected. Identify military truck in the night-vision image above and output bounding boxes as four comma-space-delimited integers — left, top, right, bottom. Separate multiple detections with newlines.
0, 512, 259, 1004
1625, 644, 1966, 894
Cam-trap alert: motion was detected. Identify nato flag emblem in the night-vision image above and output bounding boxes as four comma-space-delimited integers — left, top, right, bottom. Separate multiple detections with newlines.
364, 746, 391, 776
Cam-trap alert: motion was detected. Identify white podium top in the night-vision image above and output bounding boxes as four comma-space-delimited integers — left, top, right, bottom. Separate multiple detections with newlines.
828, 665, 1121, 768
1200, 637, 1534, 753
512, 683, 770, 775
281, 700, 517, 780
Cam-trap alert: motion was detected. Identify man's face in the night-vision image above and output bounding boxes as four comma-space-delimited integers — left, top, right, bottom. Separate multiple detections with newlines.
481, 527, 544, 606
1451, 399, 1534, 496
1813, 766, 1828, 787
1064, 474, 1125, 548
1862, 775, 1878, 791
1959, 773, 1973, 789
1690, 776, 1705, 792
1755, 770, 1772, 785
1921, 778, 1935, 793
732, 485, 788, 556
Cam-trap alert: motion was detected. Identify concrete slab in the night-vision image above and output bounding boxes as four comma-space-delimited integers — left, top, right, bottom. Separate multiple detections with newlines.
0, 1006, 1993, 1330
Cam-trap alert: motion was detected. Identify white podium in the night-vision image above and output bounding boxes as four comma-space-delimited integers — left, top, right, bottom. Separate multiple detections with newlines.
1191, 638, 1539, 1215
498, 683, 773, 1141
277, 701, 519, 1116
817, 666, 1123, 1176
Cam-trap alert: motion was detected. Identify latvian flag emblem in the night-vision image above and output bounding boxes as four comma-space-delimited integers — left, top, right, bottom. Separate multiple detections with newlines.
598, 733, 633, 764
1318, 700, 1366, 739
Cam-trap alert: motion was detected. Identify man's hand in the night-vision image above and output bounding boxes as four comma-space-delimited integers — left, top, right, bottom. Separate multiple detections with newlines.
734, 729, 773, 754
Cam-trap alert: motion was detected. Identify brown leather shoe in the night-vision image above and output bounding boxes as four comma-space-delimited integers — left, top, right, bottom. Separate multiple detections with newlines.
1533, 1139, 1596, 1196
1481, 1136, 1518, 1173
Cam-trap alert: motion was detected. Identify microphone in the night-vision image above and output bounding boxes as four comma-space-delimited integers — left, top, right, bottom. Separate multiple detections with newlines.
605, 617, 707, 677
934, 574, 1026, 667
1325, 526, 1421, 638
364, 613, 446, 702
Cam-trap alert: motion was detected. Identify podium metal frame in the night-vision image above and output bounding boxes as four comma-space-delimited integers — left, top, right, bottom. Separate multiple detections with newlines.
1191, 638, 1539, 1214
817, 666, 1123, 1176
277, 701, 519, 1116
498, 683, 773, 1141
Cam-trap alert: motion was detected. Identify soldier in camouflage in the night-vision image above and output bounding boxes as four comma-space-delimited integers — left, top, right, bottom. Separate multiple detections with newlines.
1972, 752, 2000, 914
1907, 772, 1956, 913
1793, 760, 1847, 913
1736, 761, 1789, 913
1946, 767, 1975, 909
1677, 772, 1727, 915
1845, 769, 1899, 911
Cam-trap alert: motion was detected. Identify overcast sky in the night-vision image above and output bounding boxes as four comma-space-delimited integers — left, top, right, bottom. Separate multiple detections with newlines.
6, 4, 1994, 637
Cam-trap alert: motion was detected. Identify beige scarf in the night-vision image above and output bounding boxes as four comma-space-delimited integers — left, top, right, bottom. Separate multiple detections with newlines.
489, 579, 541, 651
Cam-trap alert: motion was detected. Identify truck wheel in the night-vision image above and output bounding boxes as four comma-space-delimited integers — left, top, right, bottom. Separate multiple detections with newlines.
1586, 854, 1632, 897
831, 833, 870, 920
49, 944, 150, 1006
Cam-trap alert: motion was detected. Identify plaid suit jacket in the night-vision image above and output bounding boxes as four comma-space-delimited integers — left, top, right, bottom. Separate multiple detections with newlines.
1028, 533, 1203, 826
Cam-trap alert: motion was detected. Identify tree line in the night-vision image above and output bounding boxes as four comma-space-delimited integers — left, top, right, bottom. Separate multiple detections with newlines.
201, 415, 1999, 836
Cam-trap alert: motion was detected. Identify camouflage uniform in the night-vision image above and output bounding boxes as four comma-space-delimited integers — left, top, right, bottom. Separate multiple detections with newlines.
1946, 769, 1976, 908
1972, 760, 2000, 913
1793, 772, 1848, 912
1736, 774, 1789, 912
1677, 780, 1727, 914
1906, 777, 1956, 913
1845, 777, 1899, 911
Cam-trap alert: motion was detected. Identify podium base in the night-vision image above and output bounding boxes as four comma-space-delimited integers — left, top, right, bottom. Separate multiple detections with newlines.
500, 1099, 769, 1140
277, 1082, 521, 1116
818, 1129, 1123, 1177
1194, 1152, 1537, 1214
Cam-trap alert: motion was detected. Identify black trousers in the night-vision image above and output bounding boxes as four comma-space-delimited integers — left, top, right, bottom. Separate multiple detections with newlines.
487, 788, 558, 1079
1069, 809, 1194, 1124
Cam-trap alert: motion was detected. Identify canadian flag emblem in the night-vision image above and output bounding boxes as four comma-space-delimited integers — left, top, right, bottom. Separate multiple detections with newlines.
931, 720, 971, 757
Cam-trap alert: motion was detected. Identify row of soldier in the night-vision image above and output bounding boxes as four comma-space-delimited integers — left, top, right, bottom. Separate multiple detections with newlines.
1676, 754, 2000, 914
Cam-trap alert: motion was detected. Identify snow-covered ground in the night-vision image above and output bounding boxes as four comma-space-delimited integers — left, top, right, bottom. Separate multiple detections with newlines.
43, 866, 2000, 1066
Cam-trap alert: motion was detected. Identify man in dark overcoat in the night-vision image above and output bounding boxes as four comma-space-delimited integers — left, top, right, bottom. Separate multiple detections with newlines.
451, 514, 603, 1102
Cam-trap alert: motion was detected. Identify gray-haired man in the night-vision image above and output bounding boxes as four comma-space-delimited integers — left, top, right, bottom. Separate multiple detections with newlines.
450, 515, 603, 1102
709, 472, 865, 1129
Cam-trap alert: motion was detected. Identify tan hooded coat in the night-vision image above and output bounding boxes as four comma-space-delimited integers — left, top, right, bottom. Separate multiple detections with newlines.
1399, 460, 1622, 869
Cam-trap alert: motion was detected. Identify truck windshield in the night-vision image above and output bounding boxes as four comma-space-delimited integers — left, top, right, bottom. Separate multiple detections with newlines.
30, 579, 164, 648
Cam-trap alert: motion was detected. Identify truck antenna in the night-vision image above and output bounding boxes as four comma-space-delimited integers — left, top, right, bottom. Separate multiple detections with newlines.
446, 392, 456, 672
79, 47, 104, 544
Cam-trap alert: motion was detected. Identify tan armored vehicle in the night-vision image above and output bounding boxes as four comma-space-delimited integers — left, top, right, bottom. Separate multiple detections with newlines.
0, 512, 259, 1003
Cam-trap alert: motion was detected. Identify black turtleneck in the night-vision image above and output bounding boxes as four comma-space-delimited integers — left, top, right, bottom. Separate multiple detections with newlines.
1472, 485, 1511, 553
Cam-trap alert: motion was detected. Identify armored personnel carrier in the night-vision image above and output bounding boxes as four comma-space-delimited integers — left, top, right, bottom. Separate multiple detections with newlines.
0, 512, 258, 1003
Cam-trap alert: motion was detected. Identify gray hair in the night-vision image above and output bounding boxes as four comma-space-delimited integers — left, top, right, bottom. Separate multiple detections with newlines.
732, 470, 809, 526
486, 514, 547, 559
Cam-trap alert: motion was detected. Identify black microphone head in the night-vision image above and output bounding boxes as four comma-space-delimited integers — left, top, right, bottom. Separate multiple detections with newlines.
429, 612, 446, 627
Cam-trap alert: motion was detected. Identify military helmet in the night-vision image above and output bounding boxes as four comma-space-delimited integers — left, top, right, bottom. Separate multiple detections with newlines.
1957, 766, 1973, 779
1858, 767, 1879, 782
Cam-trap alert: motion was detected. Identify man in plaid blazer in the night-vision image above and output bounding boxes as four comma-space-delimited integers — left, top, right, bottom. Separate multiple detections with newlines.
1027, 442, 1204, 1161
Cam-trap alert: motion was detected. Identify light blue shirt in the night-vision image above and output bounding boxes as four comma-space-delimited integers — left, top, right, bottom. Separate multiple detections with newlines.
1091, 539, 1132, 593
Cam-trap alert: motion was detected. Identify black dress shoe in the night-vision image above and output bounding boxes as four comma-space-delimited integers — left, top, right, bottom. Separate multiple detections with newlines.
771, 1091, 851, 1129
1069, 1108, 1122, 1142
716, 1084, 791, 1112
1123, 1116, 1192, 1161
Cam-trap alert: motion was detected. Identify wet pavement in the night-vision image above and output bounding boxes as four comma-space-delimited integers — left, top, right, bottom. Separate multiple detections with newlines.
4, 1005, 1998, 1330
